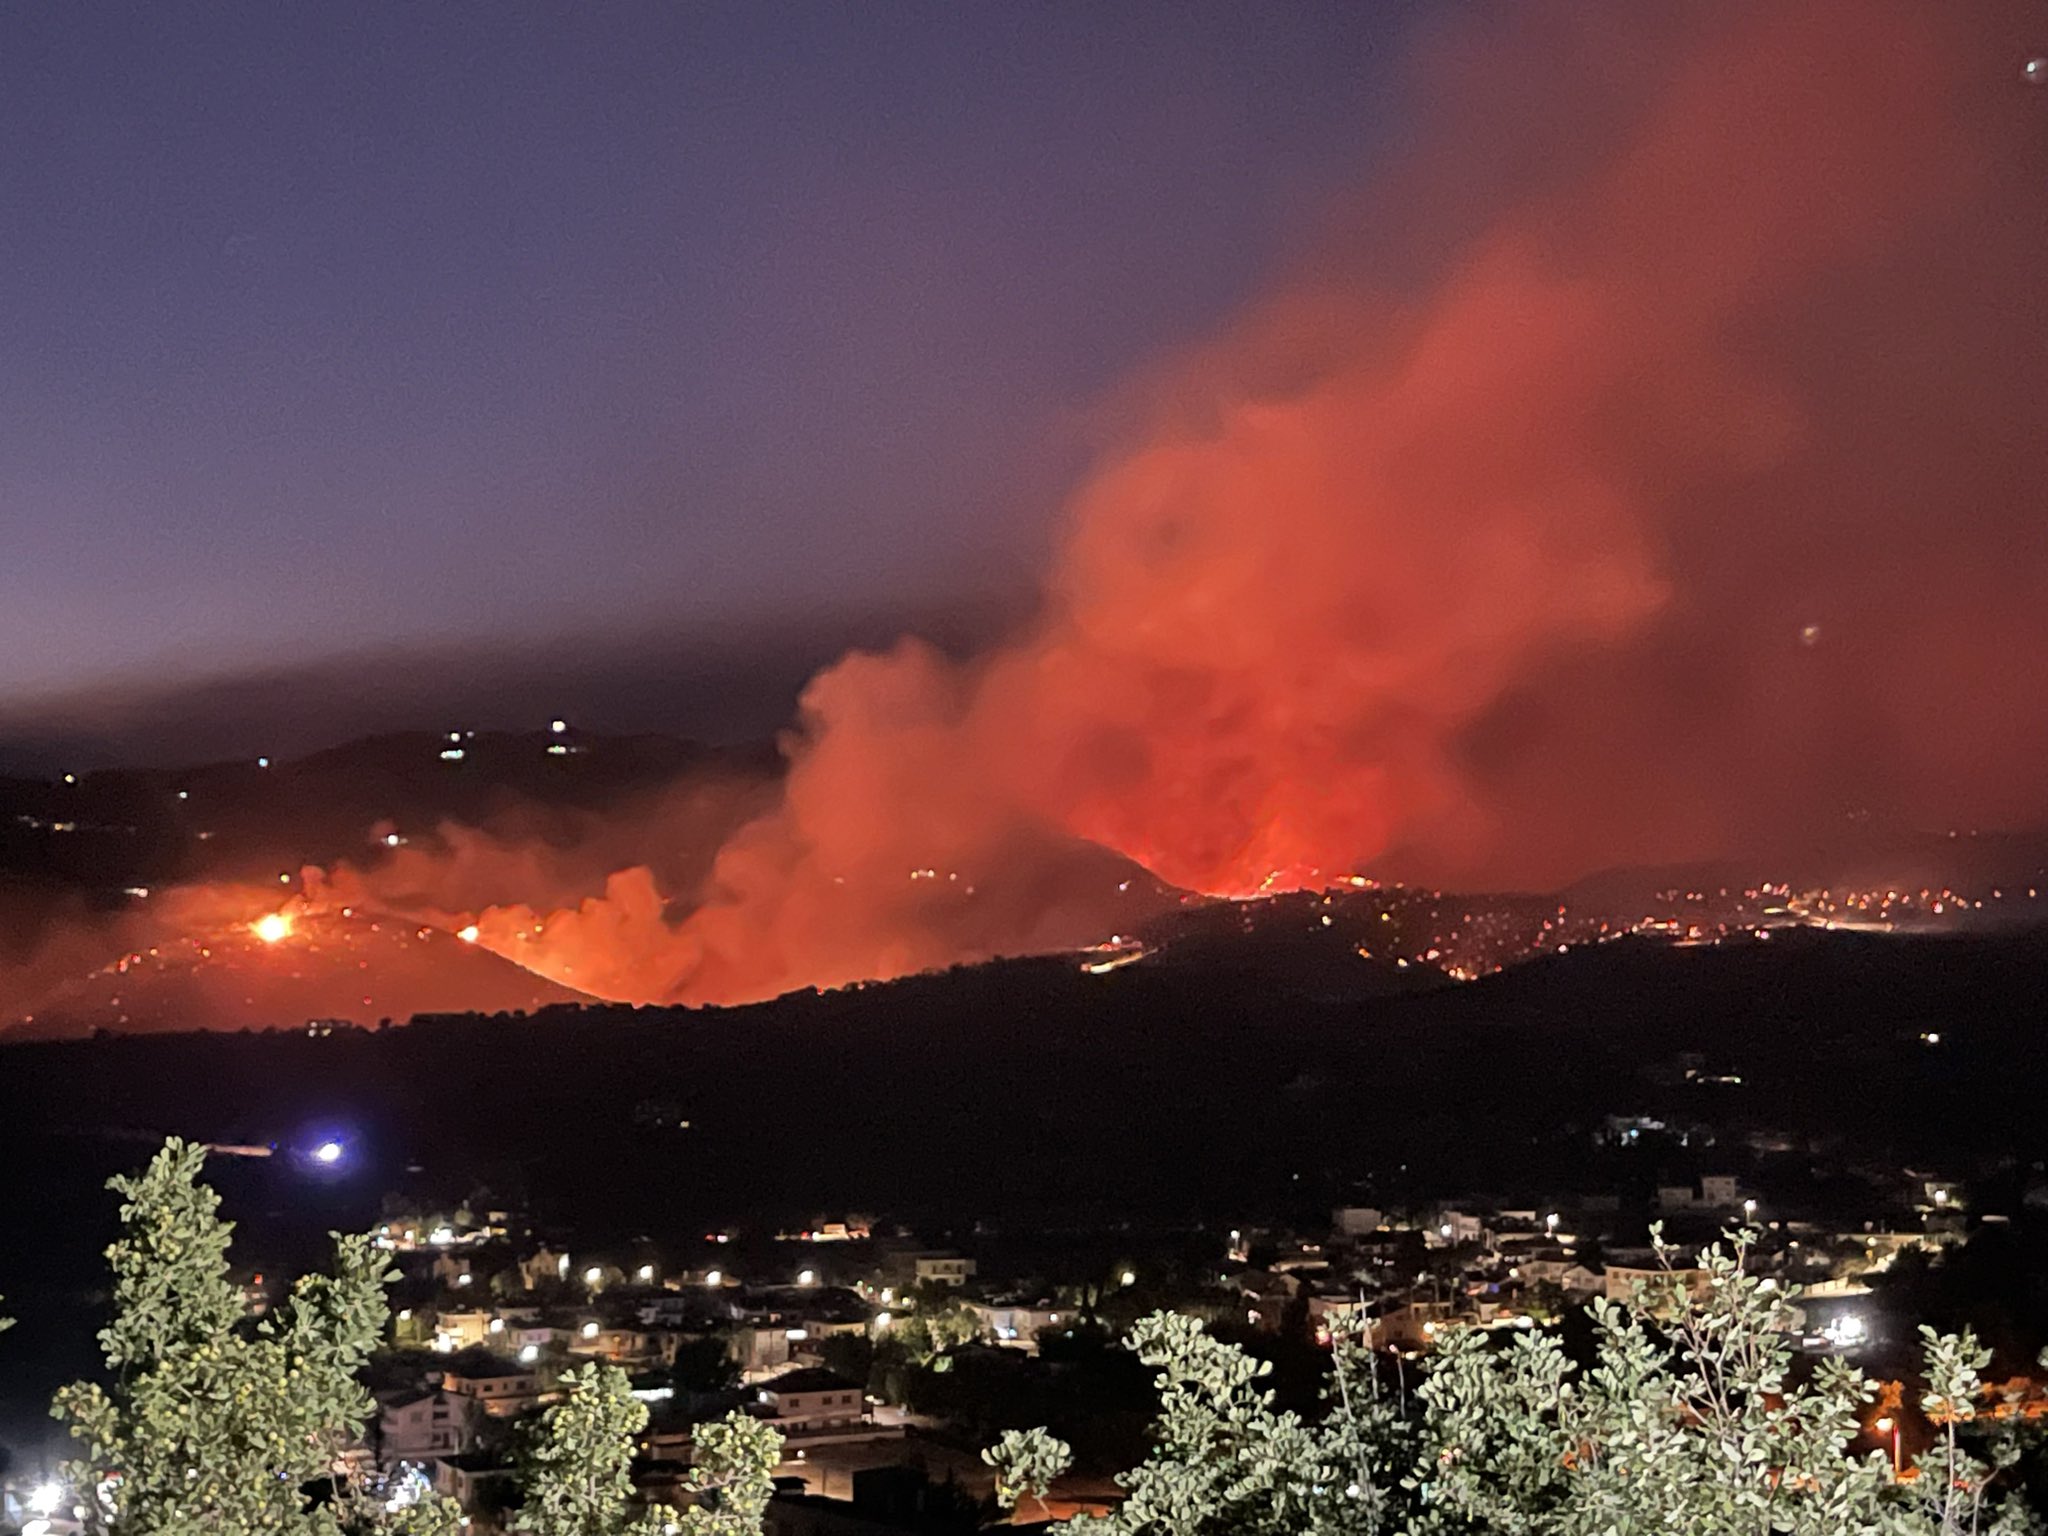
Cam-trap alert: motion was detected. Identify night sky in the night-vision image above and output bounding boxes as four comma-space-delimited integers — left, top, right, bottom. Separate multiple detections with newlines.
2, 1, 1432, 762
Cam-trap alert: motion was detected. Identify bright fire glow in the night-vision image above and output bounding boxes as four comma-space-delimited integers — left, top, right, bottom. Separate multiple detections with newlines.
251, 912, 293, 945
458, 924, 480, 944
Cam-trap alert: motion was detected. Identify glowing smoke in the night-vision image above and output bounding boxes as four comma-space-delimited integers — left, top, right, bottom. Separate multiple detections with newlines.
455, 0, 2048, 1004
12, 0, 2048, 1022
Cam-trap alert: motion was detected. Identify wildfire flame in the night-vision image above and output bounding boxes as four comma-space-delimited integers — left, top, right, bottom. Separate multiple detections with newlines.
12, 0, 2048, 1036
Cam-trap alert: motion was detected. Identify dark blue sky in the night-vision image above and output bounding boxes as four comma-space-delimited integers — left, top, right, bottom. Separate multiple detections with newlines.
1, 2, 1431, 747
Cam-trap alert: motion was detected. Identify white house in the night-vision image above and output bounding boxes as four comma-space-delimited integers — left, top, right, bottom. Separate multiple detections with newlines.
375, 1389, 474, 1466
969, 1299, 1067, 1348
756, 1368, 867, 1436
912, 1255, 976, 1287
440, 1358, 547, 1418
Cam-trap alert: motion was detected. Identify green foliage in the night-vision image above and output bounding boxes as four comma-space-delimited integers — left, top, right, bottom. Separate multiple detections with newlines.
1059, 1311, 1389, 1536
817, 1331, 875, 1391
674, 1410, 784, 1535
520, 1364, 782, 1536
520, 1363, 667, 1536
893, 1295, 980, 1366
985, 1427, 1074, 1516
669, 1332, 742, 1395
49, 1138, 461, 1536
1415, 1228, 1887, 1535
1018, 1230, 2046, 1536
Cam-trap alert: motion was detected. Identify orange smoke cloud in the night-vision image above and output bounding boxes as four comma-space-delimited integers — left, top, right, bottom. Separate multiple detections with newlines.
452, 0, 2046, 1006
23, 0, 2042, 1027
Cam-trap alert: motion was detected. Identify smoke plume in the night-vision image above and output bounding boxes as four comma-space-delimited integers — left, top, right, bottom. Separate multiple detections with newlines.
13, 0, 2048, 1023
446, 0, 2048, 1004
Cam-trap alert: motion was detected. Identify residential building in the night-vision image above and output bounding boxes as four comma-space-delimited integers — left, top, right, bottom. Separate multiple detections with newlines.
969, 1298, 1066, 1348
440, 1356, 547, 1418
755, 1368, 867, 1436
432, 1452, 515, 1515
375, 1389, 474, 1466
912, 1254, 976, 1287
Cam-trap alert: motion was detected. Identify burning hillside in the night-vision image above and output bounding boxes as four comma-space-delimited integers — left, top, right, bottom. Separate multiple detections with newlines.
14, 889, 592, 1038
7, 0, 2048, 1029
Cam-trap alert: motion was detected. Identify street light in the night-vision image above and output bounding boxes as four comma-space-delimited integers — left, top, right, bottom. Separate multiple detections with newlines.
1742, 1198, 1758, 1220
1874, 1416, 1902, 1478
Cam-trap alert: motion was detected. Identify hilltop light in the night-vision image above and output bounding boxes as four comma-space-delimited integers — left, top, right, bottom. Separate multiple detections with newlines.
551, 718, 568, 734
253, 912, 293, 944
313, 1140, 344, 1166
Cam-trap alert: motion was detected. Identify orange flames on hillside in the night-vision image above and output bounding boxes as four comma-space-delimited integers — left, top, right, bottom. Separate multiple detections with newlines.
408, 0, 2047, 1008
10, 0, 2048, 1030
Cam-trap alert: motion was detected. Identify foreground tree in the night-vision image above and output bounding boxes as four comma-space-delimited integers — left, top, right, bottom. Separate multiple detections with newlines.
985, 1427, 1075, 1521
519, 1363, 662, 1536
37, 1141, 787, 1535
50, 1138, 460, 1535
1011, 1229, 2045, 1536
521, 1362, 783, 1536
